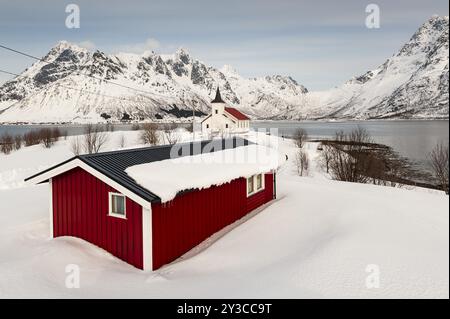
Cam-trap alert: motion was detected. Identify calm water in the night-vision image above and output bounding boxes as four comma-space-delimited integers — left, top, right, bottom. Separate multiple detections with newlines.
1, 120, 448, 168
252, 120, 449, 167
0, 123, 137, 137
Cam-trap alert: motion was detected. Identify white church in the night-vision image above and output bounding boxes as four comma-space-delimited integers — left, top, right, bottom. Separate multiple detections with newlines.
201, 88, 250, 133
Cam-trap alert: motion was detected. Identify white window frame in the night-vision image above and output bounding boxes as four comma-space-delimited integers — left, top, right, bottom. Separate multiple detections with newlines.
246, 173, 265, 197
108, 192, 127, 219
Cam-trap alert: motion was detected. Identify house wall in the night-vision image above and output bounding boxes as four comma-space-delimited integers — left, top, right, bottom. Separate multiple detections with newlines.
151, 172, 275, 270
201, 111, 237, 132
52, 167, 144, 269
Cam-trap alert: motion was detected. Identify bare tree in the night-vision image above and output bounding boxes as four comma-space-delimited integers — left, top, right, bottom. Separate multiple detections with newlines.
140, 123, 159, 145
429, 142, 449, 194
36, 127, 61, 148
83, 124, 109, 154
162, 123, 180, 145
319, 142, 332, 173
0, 133, 14, 154
23, 131, 41, 146
40, 128, 54, 148
294, 149, 309, 176
321, 127, 425, 188
70, 136, 82, 156
293, 128, 308, 148
325, 128, 374, 183
14, 135, 23, 150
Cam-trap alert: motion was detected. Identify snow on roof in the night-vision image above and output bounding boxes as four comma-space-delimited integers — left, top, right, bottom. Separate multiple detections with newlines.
125, 144, 278, 203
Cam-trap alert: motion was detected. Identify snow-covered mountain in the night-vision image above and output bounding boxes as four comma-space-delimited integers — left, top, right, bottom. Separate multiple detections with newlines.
0, 41, 307, 123
0, 15, 448, 123
299, 15, 449, 120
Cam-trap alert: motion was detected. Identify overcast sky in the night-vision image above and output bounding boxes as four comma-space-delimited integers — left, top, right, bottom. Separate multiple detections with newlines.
0, 0, 448, 90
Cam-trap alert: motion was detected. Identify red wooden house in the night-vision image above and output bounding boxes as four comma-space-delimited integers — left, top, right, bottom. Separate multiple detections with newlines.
26, 138, 277, 270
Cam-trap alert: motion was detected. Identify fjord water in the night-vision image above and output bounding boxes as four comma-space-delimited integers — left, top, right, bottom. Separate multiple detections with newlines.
1, 120, 448, 168
252, 120, 449, 168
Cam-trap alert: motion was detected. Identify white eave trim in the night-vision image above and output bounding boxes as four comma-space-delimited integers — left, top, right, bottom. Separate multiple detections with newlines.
25, 158, 151, 208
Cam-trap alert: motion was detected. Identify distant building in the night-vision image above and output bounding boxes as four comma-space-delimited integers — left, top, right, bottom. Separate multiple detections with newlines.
201, 88, 250, 134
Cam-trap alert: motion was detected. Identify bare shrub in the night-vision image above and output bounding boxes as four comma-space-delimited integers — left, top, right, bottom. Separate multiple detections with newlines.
40, 128, 54, 148
70, 136, 82, 156
294, 149, 309, 176
83, 124, 109, 154
140, 123, 159, 145
23, 131, 41, 146
325, 128, 375, 183
162, 123, 180, 145
14, 135, 23, 150
319, 142, 332, 173
37, 127, 62, 148
322, 127, 424, 187
429, 142, 449, 194
0, 133, 14, 154
293, 128, 308, 148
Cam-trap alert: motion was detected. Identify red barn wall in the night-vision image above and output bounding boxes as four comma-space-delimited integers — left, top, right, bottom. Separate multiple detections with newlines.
52, 167, 143, 269
151, 172, 275, 270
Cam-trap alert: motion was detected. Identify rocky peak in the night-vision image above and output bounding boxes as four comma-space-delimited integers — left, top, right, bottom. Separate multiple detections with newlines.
175, 47, 191, 65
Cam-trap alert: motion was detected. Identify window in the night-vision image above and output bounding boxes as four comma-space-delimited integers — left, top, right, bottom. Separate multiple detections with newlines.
206, 124, 209, 129
247, 174, 265, 196
109, 192, 126, 218
226, 124, 229, 129
215, 110, 218, 114
256, 174, 263, 190
247, 176, 254, 195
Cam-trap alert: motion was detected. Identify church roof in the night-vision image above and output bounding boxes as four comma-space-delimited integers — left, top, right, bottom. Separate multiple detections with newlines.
225, 107, 250, 120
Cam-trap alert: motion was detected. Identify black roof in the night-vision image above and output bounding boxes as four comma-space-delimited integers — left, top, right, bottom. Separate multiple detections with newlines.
25, 137, 251, 203
211, 87, 225, 103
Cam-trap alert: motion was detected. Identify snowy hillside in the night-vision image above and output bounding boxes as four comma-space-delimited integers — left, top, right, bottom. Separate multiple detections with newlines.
0, 42, 308, 123
0, 131, 448, 298
300, 15, 449, 120
0, 16, 448, 123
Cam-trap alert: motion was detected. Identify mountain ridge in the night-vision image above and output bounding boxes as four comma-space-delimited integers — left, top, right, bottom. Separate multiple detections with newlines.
0, 16, 448, 123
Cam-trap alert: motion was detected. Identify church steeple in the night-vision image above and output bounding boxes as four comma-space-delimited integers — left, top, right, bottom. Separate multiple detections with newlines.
211, 87, 225, 103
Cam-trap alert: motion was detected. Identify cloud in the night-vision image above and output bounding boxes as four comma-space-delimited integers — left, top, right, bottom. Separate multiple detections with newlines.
77, 40, 96, 50
115, 37, 161, 54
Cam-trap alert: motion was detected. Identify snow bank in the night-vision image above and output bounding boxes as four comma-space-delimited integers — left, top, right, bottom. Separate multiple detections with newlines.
126, 144, 279, 203
0, 130, 448, 298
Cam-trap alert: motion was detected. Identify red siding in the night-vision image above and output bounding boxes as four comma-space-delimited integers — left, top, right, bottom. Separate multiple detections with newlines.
52, 167, 143, 269
151, 173, 275, 270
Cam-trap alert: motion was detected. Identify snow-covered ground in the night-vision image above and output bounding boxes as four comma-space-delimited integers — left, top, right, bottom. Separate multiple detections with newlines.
0, 130, 448, 298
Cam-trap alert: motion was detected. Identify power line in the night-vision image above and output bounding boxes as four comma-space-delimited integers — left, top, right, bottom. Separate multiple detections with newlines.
0, 69, 19, 77
0, 43, 174, 100
0, 44, 43, 61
